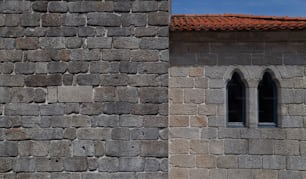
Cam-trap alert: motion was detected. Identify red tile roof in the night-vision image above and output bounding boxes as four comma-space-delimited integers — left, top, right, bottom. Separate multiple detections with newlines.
171, 14, 306, 32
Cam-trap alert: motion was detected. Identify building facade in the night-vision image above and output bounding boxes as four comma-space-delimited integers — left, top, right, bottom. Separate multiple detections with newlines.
1, 1, 306, 179
170, 15, 306, 179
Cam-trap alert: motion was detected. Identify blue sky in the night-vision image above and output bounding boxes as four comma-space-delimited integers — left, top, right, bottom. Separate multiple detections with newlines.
172, 0, 306, 17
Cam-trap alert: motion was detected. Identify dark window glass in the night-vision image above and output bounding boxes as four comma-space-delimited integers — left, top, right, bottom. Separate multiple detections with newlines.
227, 72, 246, 125
258, 72, 277, 125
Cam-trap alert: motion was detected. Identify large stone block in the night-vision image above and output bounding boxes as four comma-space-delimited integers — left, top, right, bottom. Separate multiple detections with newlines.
64, 157, 87, 172
119, 157, 144, 172
106, 141, 140, 157
224, 139, 248, 154
77, 128, 111, 140
58, 86, 93, 103
141, 141, 168, 157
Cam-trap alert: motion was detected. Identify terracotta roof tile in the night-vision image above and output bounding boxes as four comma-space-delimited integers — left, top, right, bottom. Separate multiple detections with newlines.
171, 14, 306, 32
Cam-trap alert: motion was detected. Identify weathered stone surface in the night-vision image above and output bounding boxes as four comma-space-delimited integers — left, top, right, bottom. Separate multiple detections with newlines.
64, 157, 87, 172
106, 141, 140, 157
58, 86, 93, 103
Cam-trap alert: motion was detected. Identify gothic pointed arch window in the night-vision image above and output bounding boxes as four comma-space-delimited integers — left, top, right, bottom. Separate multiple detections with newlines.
227, 72, 246, 127
258, 72, 278, 127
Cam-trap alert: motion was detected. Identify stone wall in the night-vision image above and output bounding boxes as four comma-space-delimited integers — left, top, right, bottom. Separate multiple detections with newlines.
0, 1, 169, 178
169, 31, 306, 179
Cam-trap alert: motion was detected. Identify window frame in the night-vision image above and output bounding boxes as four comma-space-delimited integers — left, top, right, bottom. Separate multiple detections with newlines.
257, 72, 278, 127
226, 72, 246, 128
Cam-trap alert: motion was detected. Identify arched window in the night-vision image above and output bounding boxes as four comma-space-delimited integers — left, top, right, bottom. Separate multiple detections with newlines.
258, 72, 278, 127
227, 72, 246, 127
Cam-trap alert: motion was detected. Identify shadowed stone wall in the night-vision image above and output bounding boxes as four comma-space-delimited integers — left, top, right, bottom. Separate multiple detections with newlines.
169, 31, 306, 179
0, 1, 169, 178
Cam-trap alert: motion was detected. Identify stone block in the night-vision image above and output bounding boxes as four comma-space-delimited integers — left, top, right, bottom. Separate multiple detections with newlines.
144, 158, 160, 172
196, 155, 216, 168
106, 141, 140, 157
27, 128, 63, 140
101, 74, 129, 86
0, 75, 24, 87
238, 155, 262, 169
132, 104, 158, 115
209, 169, 227, 179
111, 128, 130, 140
35, 157, 64, 172
279, 171, 302, 179
118, 87, 138, 103
119, 115, 143, 127
80, 103, 104, 115
224, 139, 248, 154
169, 139, 190, 154
49, 1, 68, 12
209, 140, 224, 155
228, 169, 252, 179
32, 141, 49, 156
15, 62, 35, 74
208, 116, 225, 127
274, 140, 299, 155
249, 139, 273, 155
58, 86, 92, 103
14, 158, 35, 172
263, 155, 286, 169
16, 37, 38, 50
140, 87, 167, 104
0, 142, 17, 156
119, 157, 144, 172
282, 89, 304, 104
0, 87, 10, 103
253, 170, 278, 179
148, 12, 169, 26
184, 88, 205, 104
50, 140, 71, 157
25, 74, 62, 87
217, 155, 238, 168
77, 128, 111, 140
141, 141, 168, 157
131, 128, 159, 140
170, 154, 195, 168
94, 87, 116, 102
113, 37, 140, 49
5, 104, 39, 116
90, 62, 119, 74
287, 156, 306, 170
87, 13, 121, 26
10, 87, 34, 103
87, 37, 112, 49
170, 127, 200, 139
170, 104, 197, 115
34, 88, 46, 103
190, 140, 208, 154
42, 14, 62, 27
73, 140, 95, 157
71, 49, 101, 61
140, 37, 168, 50
206, 89, 224, 104
131, 50, 159, 62
40, 104, 64, 116
281, 116, 303, 128
98, 157, 119, 172
102, 49, 130, 61
0, 158, 12, 172
170, 167, 188, 179
40, 37, 65, 49
121, 13, 147, 27
201, 128, 217, 139
67, 61, 88, 74
64, 157, 87, 172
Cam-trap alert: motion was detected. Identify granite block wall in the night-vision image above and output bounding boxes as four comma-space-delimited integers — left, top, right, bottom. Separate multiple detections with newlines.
169, 31, 306, 179
0, 1, 169, 178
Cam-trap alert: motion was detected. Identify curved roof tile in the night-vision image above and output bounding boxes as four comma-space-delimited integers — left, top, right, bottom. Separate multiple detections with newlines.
171, 14, 306, 32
